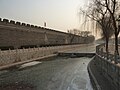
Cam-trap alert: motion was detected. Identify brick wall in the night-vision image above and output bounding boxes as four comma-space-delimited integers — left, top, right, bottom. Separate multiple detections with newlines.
0, 18, 94, 49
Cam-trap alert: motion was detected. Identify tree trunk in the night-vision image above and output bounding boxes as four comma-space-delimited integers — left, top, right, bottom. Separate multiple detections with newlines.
115, 33, 119, 55
106, 38, 109, 59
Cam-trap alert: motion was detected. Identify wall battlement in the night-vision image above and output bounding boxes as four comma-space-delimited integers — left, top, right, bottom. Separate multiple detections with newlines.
0, 18, 67, 34
0, 18, 95, 49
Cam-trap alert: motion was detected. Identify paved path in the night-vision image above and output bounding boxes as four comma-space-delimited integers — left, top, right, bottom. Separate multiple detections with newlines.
63, 44, 96, 53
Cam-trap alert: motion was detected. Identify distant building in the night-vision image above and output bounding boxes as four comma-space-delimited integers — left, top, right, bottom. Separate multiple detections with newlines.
44, 22, 47, 27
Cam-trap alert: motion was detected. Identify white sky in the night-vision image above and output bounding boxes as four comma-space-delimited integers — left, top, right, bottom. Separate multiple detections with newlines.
0, 0, 88, 32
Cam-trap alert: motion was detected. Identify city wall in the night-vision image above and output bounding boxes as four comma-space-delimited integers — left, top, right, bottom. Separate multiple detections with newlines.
0, 18, 94, 49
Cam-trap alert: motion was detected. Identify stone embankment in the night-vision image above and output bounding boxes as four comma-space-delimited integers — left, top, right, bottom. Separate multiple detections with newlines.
88, 57, 116, 90
0, 44, 83, 70
87, 57, 101, 90
88, 44, 120, 90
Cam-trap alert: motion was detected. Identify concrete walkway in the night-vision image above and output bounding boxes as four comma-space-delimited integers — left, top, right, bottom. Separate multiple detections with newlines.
60, 44, 96, 53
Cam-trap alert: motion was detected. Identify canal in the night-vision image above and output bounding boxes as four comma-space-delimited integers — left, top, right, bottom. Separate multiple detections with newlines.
0, 56, 93, 90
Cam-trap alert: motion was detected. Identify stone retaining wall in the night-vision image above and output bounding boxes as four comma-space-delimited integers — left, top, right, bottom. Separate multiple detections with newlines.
0, 45, 81, 67
95, 44, 120, 90
87, 57, 101, 90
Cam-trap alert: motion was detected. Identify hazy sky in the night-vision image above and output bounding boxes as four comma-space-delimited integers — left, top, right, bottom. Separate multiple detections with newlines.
0, 0, 87, 32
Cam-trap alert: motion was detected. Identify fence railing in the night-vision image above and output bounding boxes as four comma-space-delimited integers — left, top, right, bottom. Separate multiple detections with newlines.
96, 44, 120, 63
95, 44, 120, 90
0, 44, 81, 66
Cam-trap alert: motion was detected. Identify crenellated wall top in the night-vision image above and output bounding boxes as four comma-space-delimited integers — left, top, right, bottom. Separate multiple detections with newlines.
0, 18, 68, 35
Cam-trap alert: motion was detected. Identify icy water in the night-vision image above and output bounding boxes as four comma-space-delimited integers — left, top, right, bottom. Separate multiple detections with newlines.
0, 57, 93, 90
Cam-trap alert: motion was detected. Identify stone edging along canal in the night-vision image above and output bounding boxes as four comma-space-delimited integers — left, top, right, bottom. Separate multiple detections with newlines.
0, 54, 57, 70
87, 57, 101, 90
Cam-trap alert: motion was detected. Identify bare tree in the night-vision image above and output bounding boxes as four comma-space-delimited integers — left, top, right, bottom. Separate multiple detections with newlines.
103, 0, 120, 55
68, 29, 82, 44
92, 0, 119, 54
80, 0, 114, 56
97, 17, 114, 56
67, 29, 77, 44
79, 31, 91, 37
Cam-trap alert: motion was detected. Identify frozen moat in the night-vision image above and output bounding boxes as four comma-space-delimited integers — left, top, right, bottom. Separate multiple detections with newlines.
0, 57, 93, 90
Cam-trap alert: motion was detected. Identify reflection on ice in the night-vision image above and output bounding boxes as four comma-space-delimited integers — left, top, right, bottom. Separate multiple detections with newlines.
67, 57, 93, 90
20, 61, 42, 69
